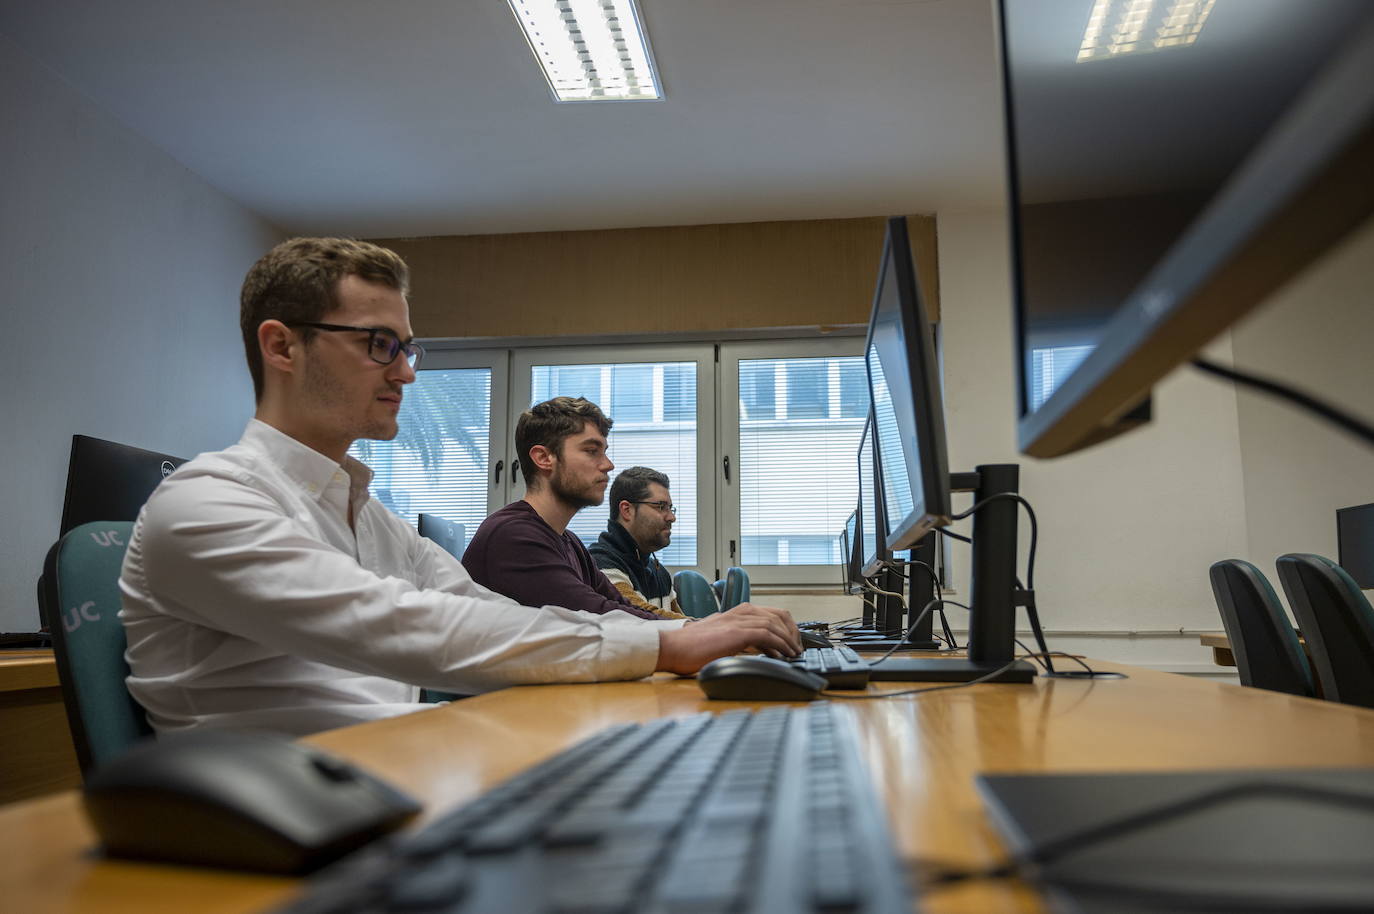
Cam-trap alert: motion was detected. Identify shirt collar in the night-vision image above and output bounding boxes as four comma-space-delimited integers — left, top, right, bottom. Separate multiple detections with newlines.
240, 419, 375, 507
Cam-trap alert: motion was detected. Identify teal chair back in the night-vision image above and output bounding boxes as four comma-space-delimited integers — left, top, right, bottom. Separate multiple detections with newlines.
673, 570, 719, 618
40, 521, 152, 775
722, 566, 750, 610
1275, 553, 1374, 708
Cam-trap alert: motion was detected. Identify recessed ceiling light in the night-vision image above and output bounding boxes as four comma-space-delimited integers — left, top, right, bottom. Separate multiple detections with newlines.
507, 0, 662, 102
1078, 0, 1216, 63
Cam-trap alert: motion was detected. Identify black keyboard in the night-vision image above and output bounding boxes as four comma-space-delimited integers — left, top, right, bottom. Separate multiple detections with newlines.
278, 705, 911, 914
787, 645, 873, 690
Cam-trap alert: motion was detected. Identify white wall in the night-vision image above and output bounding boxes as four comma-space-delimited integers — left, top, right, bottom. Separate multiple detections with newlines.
1231, 216, 1374, 574
0, 34, 282, 631
933, 206, 1374, 674
937, 206, 1252, 673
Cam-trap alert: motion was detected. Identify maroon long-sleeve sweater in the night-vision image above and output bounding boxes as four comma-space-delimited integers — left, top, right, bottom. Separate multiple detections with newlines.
461, 501, 660, 620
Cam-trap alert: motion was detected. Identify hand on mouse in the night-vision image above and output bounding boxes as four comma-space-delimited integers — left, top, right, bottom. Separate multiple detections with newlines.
655, 603, 801, 675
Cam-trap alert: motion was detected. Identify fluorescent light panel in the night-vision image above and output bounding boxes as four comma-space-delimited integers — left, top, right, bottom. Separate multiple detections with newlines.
508, 0, 662, 102
1078, 0, 1216, 62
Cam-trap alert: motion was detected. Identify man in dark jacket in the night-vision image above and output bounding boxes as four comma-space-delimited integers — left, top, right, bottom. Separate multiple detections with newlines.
589, 466, 687, 619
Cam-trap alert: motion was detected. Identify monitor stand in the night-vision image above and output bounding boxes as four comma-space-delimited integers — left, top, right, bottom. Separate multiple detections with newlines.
862, 464, 1037, 683
848, 542, 942, 652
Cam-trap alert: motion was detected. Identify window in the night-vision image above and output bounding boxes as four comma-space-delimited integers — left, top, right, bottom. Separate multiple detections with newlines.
354, 337, 880, 586
350, 368, 492, 529
518, 348, 713, 570
348, 350, 510, 537
721, 339, 867, 585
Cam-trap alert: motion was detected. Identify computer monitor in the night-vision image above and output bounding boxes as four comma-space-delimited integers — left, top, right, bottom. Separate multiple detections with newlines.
851, 220, 1034, 679
999, 0, 1374, 457
59, 435, 186, 536
840, 509, 863, 595
1337, 503, 1374, 589
857, 410, 887, 577
865, 216, 952, 552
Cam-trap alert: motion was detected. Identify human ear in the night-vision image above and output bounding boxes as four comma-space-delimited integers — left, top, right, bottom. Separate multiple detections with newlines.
258, 320, 298, 376
527, 444, 557, 475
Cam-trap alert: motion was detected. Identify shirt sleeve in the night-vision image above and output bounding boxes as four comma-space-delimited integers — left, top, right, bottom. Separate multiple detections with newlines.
128, 469, 666, 694
467, 513, 663, 620
601, 569, 692, 621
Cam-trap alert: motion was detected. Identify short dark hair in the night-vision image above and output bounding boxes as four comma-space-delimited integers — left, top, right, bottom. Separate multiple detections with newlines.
239, 237, 410, 402
609, 466, 671, 520
515, 397, 613, 487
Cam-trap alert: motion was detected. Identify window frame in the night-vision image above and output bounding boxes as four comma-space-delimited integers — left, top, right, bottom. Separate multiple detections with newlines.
718, 336, 866, 586
508, 343, 718, 579
357, 348, 510, 521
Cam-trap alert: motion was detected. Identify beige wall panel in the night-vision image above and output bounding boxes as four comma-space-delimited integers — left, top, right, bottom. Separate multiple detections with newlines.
373, 215, 938, 339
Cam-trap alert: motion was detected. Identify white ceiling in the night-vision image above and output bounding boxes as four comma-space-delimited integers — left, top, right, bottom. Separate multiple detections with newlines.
0, 0, 1009, 237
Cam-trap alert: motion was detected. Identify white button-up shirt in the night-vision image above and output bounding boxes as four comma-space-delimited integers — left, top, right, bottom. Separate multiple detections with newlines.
119, 420, 673, 736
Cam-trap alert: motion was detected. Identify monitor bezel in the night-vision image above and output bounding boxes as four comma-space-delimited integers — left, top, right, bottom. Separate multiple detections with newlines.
864, 216, 953, 552
858, 409, 889, 578
998, 1, 1374, 458
840, 509, 864, 595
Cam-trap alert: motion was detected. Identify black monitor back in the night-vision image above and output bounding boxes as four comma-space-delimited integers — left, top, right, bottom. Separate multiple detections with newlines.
59, 435, 187, 536
1337, 503, 1374, 589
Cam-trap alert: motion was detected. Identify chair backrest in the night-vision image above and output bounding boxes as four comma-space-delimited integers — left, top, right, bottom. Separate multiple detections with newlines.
1275, 553, 1374, 708
722, 566, 750, 610
418, 514, 467, 560
672, 570, 719, 618
40, 521, 152, 775
1208, 559, 1314, 697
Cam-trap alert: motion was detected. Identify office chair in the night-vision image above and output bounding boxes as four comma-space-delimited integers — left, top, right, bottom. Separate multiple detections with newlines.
672, 570, 719, 618
1208, 560, 1315, 697
40, 521, 153, 776
417, 514, 466, 560
1275, 553, 1374, 708
722, 566, 750, 610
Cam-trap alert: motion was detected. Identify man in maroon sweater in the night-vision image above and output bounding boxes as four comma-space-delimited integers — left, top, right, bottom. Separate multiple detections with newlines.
463, 397, 797, 640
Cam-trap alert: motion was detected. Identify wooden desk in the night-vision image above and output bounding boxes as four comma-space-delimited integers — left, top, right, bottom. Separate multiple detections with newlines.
1199, 631, 1236, 666
0, 649, 81, 804
3, 661, 1373, 913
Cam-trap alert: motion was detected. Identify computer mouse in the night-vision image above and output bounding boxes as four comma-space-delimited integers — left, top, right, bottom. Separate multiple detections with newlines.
83, 729, 421, 874
799, 630, 833, 650
697, 656, 828, 701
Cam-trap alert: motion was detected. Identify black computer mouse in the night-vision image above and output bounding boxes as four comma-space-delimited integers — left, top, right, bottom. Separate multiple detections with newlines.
83, 729, 421, 874
697, 656, 828, 701
799, 630, 833, 650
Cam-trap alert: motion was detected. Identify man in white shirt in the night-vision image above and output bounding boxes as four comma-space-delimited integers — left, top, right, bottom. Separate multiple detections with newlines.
119, 237, 800, 736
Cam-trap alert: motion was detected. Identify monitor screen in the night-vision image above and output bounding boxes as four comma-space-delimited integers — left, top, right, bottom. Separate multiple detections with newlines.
865, 216, 952, 552
841, 509, 863, 595
1000, 0, 1374, 457
60, 435, 186, 535
857, 411, 886, 576
1337, 503, 1374, 589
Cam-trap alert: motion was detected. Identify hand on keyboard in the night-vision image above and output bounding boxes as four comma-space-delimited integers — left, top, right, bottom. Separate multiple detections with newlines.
656, 604, 802, 674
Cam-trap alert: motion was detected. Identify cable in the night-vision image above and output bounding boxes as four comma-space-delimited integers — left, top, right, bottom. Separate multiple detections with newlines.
825, 657, 1028, 700
1193, 356, 1374, 448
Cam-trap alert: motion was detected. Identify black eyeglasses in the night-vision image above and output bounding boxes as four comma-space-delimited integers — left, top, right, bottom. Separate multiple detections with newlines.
289, 322, 425, 369
631, 500, 677, 516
